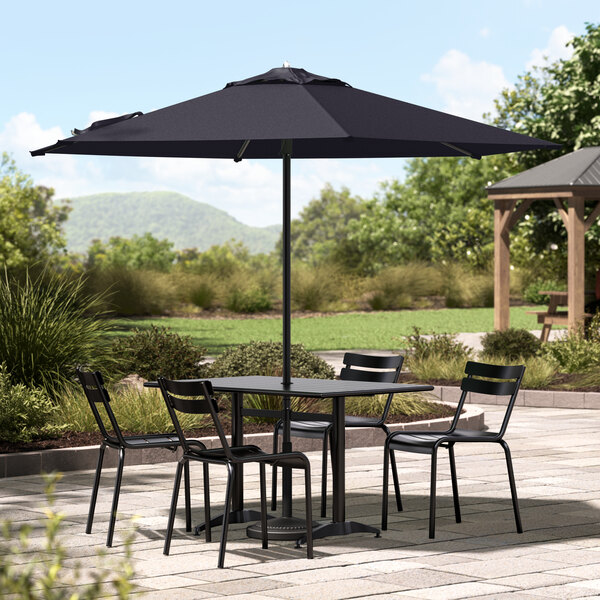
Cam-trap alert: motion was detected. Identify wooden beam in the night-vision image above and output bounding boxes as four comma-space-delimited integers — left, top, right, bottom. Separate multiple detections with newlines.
567, 197, 586, 333
585, 201, 600, 233
507, 199, 534, 231
494, 199, 512, 331
553, 198, 569, 228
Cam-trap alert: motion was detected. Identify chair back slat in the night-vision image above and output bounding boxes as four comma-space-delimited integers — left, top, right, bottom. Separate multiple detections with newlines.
343, 353, 403, 371
465, 361, 524, 380
76, 367, 126, 445
340, 368, 397, 383
460, 361, 525, 438
158, 378, 233, 459
461, 377, 518, 396
340, 353, 404, 423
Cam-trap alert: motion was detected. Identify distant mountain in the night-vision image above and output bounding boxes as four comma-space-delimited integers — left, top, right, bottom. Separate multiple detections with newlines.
62, 191, 281, 254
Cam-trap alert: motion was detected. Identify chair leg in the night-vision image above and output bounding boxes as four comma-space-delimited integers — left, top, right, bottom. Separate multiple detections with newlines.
86, 443, 106, 535
429, 448, 438, 539
107, 447, 125, 548
500, 440, 523, 534
304, 466, 313, 559
271, 425, 280, 511
184, 461, 192, 533
218, 464, 234, 569
320, 432, 329, 518
164, 460, 184, 556
381, 443, 390, 530
203, 462, 212, 543
448, 444, 461, 524
259, 463, 268, 549
382, 426, 402, 512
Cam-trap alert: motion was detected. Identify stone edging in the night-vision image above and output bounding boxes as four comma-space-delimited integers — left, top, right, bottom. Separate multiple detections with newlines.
0, 403, 483, 479
431, 385, 600, 410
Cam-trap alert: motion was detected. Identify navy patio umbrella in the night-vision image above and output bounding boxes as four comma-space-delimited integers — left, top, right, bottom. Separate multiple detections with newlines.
32, 65, 560, 384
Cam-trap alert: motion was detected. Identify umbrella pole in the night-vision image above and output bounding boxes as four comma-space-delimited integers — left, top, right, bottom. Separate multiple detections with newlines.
282, 141, 292, 387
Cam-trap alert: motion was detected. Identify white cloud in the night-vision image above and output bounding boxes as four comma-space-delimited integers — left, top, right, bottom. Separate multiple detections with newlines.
421, 49, 510, 120
2, 112, 397, 228
479, 27, 491, 38
526, 25, 574, 71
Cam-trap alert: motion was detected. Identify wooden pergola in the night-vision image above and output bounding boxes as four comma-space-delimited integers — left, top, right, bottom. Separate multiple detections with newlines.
487, 147, 600, 333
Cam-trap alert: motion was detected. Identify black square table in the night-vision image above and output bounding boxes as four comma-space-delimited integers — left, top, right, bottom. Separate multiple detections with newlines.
147, 375, 433, 542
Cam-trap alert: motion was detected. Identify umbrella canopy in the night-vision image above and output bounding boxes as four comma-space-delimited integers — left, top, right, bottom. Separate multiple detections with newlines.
32, 66, 560, 385
32, 67, 556, 160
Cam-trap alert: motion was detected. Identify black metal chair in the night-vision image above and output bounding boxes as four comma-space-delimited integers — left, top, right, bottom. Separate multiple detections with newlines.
381, 360, 525, 539
158, 377, 313, 568
76, 368, 205, 547
272, 352, 404, 517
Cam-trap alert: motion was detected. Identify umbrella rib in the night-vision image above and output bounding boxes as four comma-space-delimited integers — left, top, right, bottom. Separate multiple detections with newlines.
234, 140, 251, 162
441, 142, 481, 160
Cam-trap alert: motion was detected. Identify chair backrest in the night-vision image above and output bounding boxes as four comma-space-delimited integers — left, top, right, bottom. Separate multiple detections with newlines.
451, 361, 525, 438
76, 367, 126, 446
157, 378, 233, 459
340, 352, 404, 423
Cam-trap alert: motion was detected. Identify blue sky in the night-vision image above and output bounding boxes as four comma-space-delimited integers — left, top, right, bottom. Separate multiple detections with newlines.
1, 1, 597, 226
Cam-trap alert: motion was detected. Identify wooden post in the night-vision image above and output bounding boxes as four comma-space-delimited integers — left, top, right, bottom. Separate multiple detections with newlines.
567, 197, 585, 333
494, 199, 513, 330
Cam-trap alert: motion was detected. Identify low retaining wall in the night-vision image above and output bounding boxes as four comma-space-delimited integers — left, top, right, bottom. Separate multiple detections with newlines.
0, 403, 484, 479
431, 386, 600, 410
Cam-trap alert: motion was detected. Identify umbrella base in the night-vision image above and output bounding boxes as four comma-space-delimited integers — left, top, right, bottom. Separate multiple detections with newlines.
246, 516, 319, 541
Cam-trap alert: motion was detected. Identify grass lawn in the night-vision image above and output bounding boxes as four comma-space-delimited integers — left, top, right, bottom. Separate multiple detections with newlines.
110, 306, 549, 354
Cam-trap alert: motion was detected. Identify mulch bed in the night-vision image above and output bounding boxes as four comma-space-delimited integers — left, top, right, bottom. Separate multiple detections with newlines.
0, 408, 455, 454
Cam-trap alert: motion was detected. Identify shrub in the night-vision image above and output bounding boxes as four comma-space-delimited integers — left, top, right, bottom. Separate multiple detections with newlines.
111, 325, 208, 380
84, 266, 177, 315
346, 393, 451, 419
189, 280, 216, 309
208, 341, 334, 420
292, 264, 342, 311
0, 364, 67, 442
541, 328, 600, 373
480, 328, 542, 360
0, 268, 113, 395
225, 287, 272, 313
523, 279, 566, 305
479, 354, 556, 389
406, 327, 472, 362
408, 355, 469, 383
441, 263, 494, 308
368, 264, 442, 310
0, 473, 136, 598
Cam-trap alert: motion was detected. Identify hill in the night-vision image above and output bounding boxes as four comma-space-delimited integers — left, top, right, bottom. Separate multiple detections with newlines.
62, 191, 280, 254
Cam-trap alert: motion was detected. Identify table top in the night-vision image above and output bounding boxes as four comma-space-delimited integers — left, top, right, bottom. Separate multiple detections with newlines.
145, 375, 433, 398
538, 290, 568, 299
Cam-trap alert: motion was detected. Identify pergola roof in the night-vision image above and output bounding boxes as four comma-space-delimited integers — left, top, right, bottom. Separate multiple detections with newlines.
488, 146, 600, 194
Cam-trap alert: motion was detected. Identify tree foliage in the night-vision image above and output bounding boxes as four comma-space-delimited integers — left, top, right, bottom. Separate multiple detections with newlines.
86, 232, 176, 272
0, 153, 70, 269
282, 184, 366, 265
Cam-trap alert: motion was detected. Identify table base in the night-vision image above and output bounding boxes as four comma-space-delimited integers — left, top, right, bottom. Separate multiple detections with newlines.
246, 516, 320, 541
297, 520, 381, 545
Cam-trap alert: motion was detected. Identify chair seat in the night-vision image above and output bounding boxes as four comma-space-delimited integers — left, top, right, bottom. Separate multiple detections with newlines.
277, 415, 383, 438
121, 433, 181, 447
189, 444, 308, 469
388, 429, 500, 454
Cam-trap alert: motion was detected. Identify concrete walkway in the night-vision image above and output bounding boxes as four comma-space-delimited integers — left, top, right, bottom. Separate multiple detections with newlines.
1, 405, 600, 598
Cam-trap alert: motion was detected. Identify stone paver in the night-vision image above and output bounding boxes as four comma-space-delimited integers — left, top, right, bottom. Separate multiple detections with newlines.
0, 405, 599, 598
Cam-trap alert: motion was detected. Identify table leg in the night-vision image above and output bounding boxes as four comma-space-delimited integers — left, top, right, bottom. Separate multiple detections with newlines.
295, 395, 380, 544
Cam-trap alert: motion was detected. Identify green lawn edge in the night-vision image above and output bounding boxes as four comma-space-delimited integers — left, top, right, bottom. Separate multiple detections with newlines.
109, 306, 551, 354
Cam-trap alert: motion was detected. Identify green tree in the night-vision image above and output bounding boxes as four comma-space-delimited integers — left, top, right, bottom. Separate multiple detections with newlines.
279, 184, 366, 265
86, 232, 176, 272
345, 155, 513, 273
0, 153, 70, 268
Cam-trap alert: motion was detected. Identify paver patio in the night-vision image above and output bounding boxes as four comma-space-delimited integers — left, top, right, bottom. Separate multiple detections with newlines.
1, 405, 600, 599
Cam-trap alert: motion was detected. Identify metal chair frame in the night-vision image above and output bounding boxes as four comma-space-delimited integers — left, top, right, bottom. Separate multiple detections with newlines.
381, 360, 525, 539
76, 368, 205, 547
271, 352, 404, 517
158, 377, 314, 568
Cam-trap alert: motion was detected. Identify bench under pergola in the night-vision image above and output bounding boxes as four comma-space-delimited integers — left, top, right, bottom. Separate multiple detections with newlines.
487, 146, 600, 334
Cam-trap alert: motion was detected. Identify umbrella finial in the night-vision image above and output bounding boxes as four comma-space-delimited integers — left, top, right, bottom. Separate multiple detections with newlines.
283, 61, 291, 68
